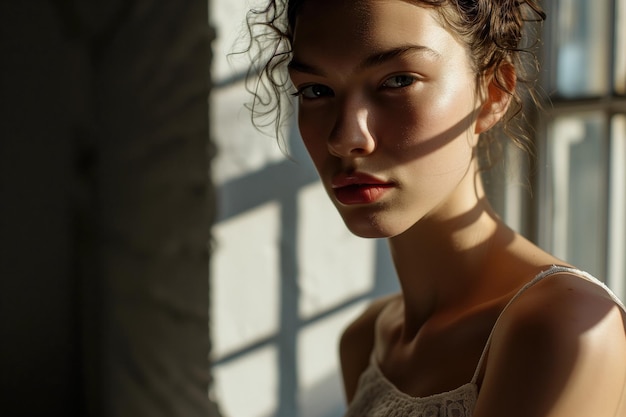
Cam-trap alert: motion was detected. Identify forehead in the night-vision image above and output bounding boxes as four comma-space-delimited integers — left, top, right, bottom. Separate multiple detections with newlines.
291, 0, 459, 61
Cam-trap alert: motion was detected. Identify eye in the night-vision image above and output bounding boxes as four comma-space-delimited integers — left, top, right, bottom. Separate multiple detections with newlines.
293, 84, 334, 100
381, 75, 417, 89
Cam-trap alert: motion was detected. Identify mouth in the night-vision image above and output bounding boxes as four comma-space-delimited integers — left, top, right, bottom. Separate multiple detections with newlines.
331, 173, 394, 205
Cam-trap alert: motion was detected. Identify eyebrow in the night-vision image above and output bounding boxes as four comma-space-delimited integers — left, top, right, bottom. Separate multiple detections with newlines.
287, 44, 441, 76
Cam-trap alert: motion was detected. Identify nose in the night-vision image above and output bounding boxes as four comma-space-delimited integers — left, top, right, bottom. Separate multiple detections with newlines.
328, 101, 376, 158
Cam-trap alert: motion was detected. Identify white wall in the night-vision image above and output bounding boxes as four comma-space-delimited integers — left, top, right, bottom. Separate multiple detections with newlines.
209, 1, 398, 416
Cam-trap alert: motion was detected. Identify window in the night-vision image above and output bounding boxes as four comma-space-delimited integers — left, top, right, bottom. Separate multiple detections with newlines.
536, 0, 626, 298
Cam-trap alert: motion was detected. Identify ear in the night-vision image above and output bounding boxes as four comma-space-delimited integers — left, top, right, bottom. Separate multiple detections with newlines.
475, 63, 515, 134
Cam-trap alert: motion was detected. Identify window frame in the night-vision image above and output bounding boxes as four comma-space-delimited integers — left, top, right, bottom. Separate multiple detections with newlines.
530, 0, 626, 297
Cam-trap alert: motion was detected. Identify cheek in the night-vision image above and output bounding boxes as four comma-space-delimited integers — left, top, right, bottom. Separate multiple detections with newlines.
377, 84, 478, 160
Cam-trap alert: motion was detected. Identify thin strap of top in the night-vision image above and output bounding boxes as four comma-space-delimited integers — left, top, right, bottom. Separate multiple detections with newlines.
470, 265, 626, 384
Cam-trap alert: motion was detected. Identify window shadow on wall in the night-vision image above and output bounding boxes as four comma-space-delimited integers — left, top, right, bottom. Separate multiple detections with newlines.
214, 121, 398, 417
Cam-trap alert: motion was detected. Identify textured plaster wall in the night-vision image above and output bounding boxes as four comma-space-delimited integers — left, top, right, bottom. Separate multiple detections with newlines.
0, 1, 218, 416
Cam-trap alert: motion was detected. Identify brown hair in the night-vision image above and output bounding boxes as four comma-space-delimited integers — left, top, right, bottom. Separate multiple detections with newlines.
243, 0, 546, 164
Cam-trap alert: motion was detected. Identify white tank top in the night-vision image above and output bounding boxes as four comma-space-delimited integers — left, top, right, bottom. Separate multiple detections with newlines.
344, 265, 626, 417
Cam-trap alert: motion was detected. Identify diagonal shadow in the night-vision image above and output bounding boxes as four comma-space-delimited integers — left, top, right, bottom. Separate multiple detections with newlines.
216, 158, 318, 223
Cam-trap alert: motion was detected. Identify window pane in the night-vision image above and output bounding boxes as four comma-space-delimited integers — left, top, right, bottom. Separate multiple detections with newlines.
609, 115, 626, 298
546, 113, 608, 277
554, 0, 611, 97
616, 0, 626, 94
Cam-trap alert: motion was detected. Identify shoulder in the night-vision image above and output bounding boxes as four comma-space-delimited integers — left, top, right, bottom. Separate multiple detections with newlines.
496, 271, 625, 342
474, 271, 626, 417
339, 293, 400, 403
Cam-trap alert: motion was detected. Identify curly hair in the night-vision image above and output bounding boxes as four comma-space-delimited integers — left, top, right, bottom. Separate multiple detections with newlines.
243, 0, 546, 165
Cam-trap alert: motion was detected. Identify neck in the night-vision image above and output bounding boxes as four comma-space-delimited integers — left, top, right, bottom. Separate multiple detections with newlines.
387, 183, 515, 334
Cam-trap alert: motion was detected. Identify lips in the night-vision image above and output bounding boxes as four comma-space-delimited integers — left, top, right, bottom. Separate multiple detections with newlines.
331, 172, 394, 205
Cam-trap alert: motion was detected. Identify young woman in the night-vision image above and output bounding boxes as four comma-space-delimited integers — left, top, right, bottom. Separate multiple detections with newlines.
246, 1, 626, 415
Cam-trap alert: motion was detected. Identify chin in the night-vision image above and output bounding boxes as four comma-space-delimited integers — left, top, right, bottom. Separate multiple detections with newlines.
340, 214, 407, 239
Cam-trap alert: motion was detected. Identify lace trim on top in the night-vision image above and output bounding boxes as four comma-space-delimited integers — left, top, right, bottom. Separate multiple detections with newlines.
343, 265, 626, 417
344, 357, 477, 417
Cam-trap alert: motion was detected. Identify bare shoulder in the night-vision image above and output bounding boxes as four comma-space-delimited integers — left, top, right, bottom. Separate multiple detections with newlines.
339, 293, 400, 403
474, 271, 626, 417
498, 271, 626, 341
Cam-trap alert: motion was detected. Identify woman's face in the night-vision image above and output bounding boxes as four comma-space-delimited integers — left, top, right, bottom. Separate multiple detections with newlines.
289, 0, 488, 238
